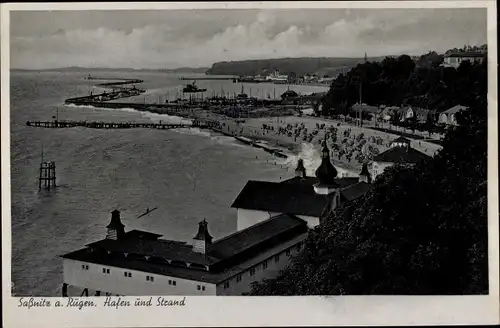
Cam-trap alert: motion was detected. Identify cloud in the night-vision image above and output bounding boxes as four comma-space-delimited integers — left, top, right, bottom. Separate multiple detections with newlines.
10, 9, 487, 69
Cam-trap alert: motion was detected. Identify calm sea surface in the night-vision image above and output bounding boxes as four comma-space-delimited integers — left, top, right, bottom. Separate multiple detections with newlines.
10, 70, 329, 296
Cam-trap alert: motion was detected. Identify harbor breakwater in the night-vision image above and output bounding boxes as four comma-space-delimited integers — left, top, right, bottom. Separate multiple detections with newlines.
60, 77, 292, 159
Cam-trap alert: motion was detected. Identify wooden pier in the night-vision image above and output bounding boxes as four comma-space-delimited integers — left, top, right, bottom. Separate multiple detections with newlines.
26, 120, 195, 130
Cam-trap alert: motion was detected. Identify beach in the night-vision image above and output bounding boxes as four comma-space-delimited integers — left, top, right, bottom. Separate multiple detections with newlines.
193, 110, 443, 175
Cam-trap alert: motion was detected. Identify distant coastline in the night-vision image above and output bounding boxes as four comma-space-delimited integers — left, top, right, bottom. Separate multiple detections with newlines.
10, 66, 209, 74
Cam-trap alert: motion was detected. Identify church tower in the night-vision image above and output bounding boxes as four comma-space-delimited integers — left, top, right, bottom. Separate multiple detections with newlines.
192, 219, 213, 254
314, 135, 339, 195
106, 209, 126, 240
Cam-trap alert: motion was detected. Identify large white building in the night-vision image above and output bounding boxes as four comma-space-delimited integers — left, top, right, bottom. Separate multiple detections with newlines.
442, 51, 485, 69
371, 136, 431, 180
61, 139, 371, 296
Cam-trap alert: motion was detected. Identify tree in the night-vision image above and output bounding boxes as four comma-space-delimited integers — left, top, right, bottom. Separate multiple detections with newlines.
390, 110, 402, 129
425, 111, 436, 137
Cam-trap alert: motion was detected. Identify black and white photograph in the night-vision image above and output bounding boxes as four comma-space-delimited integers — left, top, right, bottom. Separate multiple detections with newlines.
2, 1, 498, 326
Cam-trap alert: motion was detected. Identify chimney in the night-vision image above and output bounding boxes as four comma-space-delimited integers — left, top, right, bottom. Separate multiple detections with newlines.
359, 163, 371, 183
106, 210, 126, 240
192, 219, 213, 254
295, 159, 307, 178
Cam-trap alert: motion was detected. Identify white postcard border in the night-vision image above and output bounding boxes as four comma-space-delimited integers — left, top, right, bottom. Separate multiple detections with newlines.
1, 1, 498, 327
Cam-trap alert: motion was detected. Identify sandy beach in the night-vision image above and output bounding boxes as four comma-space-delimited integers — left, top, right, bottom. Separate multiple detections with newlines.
198, 111, 443, 174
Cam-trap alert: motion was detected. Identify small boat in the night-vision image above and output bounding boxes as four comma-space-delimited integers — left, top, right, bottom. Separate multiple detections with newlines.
183, 81, 207, 93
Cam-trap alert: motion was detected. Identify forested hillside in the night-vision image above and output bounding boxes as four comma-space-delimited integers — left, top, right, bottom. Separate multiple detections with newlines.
319, 47, 487, 116
205, 57, 383, 76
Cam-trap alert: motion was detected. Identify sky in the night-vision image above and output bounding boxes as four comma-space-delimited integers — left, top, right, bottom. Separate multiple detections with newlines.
10, 8, 487, 70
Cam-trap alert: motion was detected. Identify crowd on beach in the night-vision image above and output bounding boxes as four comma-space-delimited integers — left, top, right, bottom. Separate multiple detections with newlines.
197, 110, 441, 173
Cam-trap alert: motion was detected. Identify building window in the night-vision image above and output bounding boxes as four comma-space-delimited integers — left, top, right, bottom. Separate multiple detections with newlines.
124, 272, 132, 278
197, 285, 201, 290
286, 248, 291, 256
249, 267, 256, 276
168, 280, 176, 286
274, 254, 280, 263
102, 268, 110, 274
262, 260, 268, 269
236, 274, 242, 283
223, 281, 230, 289
82, 264, 89, 270
146, 276, 154, 282
202, 286, 205, 291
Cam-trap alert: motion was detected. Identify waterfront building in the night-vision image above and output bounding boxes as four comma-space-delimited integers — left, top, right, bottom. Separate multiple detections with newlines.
231, 138, 371, 231
61, 139, 371, 296
61, 211, 309, 296
371, 136, 431, 180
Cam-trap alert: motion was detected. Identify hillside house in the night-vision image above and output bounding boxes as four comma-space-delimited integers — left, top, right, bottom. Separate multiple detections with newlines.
443, 52, 485, 69
439, 105, 467, 125
371, 136, 432, 180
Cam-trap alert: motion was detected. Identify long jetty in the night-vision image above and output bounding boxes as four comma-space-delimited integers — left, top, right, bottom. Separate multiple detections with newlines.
179, 77, 236, 81
67, 77, 146, 104
25, 120, 194, 130
25, 119, 289, 158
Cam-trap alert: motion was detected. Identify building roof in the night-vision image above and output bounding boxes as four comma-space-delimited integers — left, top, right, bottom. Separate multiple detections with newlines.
373, 146, 431, 164
340, 182, 371, 202
445, 52, 485, 58
391, 136, 411, 144
85, 236, 218, 265
209, 213, 307, 261
231, 180, 333, 217
125, 230, 163, 240
231, 175, 365, 217
61, 214, 307, 284
443, 105, 468, 115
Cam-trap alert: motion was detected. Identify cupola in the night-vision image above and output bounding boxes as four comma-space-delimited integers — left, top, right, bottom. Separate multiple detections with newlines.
106, 209, 126, 240
192, 219, 213, 254
295, 159, 307, 178
314, 135, 339, 195
359, 162, 371, 183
